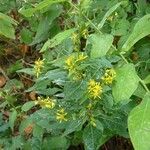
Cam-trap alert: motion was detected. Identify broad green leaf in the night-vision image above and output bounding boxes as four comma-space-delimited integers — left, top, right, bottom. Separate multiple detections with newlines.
11, 136, 24, 150
95, 120, 104, 131
40, 28, 76, 52
39, 69, 67, 81
98, 1, 127, 29
0, 12, 17, 39
111, 19, 130, 36
17, 68, 34, 76
42, 136, 70, 150
133, 84, 146, 99
80, 0, 91, 12
19, 0, 66, 17
0, 123, 9, 132
112, 63, 139, 103
144, 75, 150, 84
63, 119, 86, 136
9, 109, 17, 131
20, 28, 33, 44
128, 93, 150, 150
7, 60, 23, 75
33, 125, 44, 138
31, 4, 62, 45
3, 79, 24, 92
0, 12, 17, 25
25, 79, 50, 93
89, 34, 113, 58
137, 0, 147, 15
83, 125, 102, 150
22, 101, 37, 112
122, 14, 150, 52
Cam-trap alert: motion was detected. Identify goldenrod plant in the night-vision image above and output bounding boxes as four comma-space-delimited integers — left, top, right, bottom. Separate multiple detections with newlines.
0, 0, 150, 150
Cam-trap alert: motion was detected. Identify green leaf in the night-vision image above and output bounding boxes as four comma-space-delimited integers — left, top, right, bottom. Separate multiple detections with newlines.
144, 75, 150, 84
40, 28, 76, 52
39, 69, 67, 81
33, 125, 44, 138
137, 0, 147, 15
95, 120, 104, 131
98, 1, 127, 29
31, 4, 62, 45
42, 136, 70, 150
89, 34, 113, 58
0, 12, 17, 25
111, 19, 130, 36
83, 125, 102, 150
17, 68, 34, 76
3, 79, 24, 92
0, 123, 9, 132
20, 28, 33, 44
128, 93, 150, 150
0, 12, 17, 39
80, 0, 91, 12
19, 0, 66, 17
133, 84, 146, 99
63, 119, 86, 136
122, 14, 150, 52
7, 60, 23, 75
9, 109, 17, 131
22, 101, 36, 112
112, 63, 139, 103
11, 135, 24, 150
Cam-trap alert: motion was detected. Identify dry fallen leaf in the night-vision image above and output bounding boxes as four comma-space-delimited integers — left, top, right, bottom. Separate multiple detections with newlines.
0, 76, 6, 88
29, 91, 37, 100
24, 124, 34, 135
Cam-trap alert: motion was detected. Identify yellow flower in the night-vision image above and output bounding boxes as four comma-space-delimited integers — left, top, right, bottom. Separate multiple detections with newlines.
107, 15, 114, 22
107, 12, 118, 22
102, 68, 116, 84
71, 33, 79, 44
87, 103, 92, 110
76, 53, 88, 62
73, 71, 84, 81
34, 58, 44, 78
37, 97, 55, 109
65, 53, 87, 75
65, 55, 75, 72
90, 117, 96, 127
88, 79, 102, 99
56, 108, 68, 123
82, 29, 89, 39
88, 79, 96, 89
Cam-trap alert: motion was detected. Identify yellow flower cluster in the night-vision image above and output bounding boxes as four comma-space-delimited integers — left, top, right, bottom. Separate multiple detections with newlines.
65, 53, 87, 79
34, 58, 44, 78
86, 102, 93, 110
71, 32, 80, 51
88, 79, 102, 99
76, 53, 88, 62
56, 108, 67, 123
81, 29, 89, 39
36, 97, 55, 109
65, 55, 75, 73
107, 12, 118, 22
90, 117, 96, 127
71, 33, 79, 44
101, 68, 116, 84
